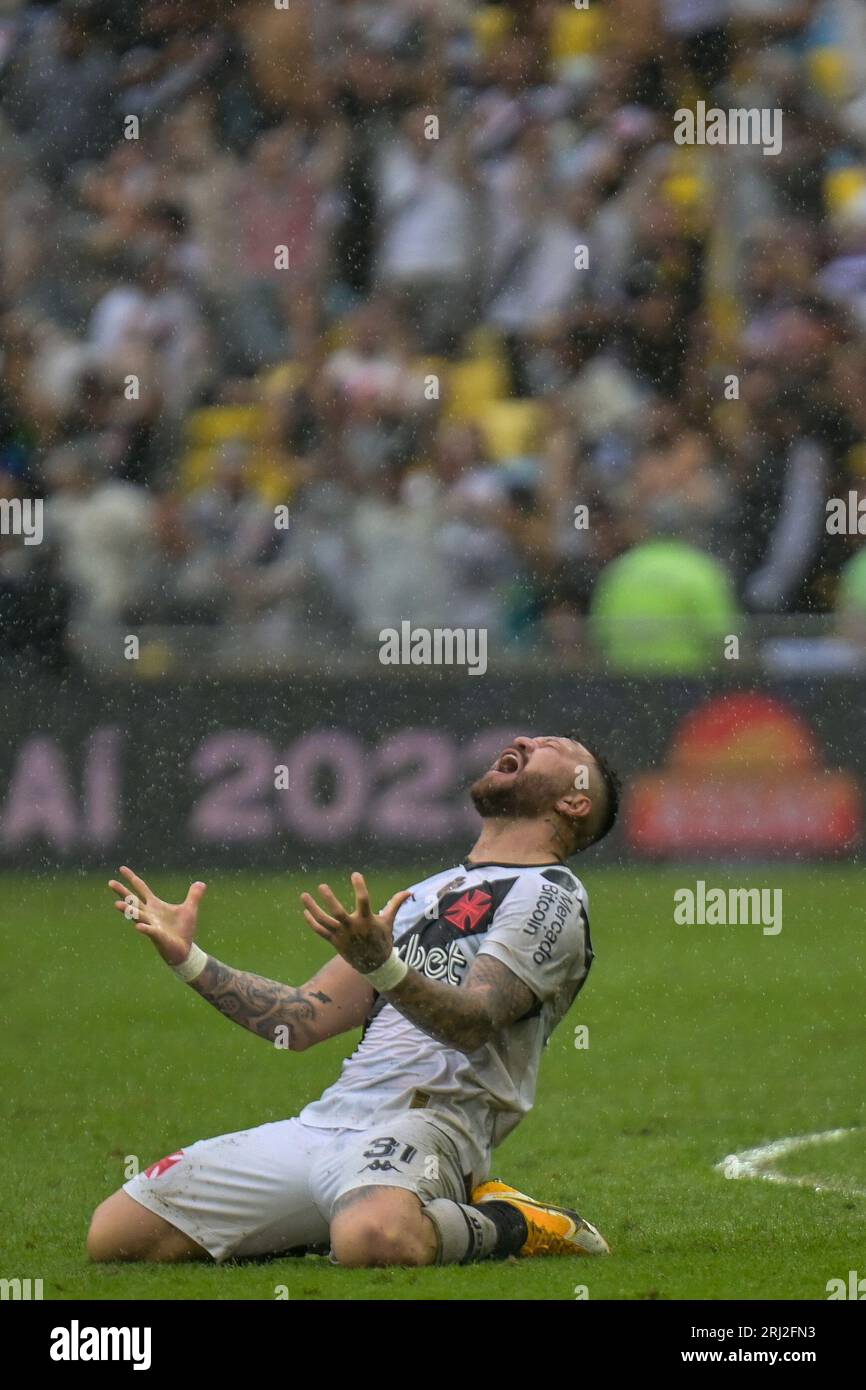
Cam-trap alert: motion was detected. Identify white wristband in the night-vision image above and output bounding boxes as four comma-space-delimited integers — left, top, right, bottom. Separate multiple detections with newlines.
172, 943, 208, 983
364, 948, 408, 993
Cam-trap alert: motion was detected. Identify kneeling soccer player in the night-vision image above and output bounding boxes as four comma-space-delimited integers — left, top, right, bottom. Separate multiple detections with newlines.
88, 734, 619, 1268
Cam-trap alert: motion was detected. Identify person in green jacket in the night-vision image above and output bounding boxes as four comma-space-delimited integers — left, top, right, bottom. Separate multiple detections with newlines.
590, 537, 740, 674
835, 542, 866, 647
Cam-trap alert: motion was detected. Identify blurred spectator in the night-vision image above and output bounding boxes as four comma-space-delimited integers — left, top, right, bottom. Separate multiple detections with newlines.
626, 404, 730, 549
42, 441, 155, 627
3, 0, 115, 186
177, 440, 277, 614
0, 464, 70, 669
323, 297, 431, 479
374, 105, 479, 353
87, 246, 209, 418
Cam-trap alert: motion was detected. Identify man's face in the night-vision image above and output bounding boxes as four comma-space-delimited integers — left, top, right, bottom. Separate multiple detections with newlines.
470, 735, 592, 824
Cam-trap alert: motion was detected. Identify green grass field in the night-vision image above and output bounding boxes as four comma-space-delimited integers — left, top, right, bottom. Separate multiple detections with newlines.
2, 866, 864, 1301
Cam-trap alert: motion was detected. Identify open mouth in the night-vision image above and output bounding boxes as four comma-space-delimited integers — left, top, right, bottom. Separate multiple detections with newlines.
494, 747, 524, 775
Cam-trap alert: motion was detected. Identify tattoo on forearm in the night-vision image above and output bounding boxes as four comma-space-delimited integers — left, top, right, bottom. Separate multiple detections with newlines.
386, 954, 534, 1053
190, 957, 331, 1048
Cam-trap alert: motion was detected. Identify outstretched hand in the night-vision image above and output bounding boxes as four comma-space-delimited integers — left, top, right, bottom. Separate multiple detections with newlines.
108, 866, 208, 967
301, 872, 411, 975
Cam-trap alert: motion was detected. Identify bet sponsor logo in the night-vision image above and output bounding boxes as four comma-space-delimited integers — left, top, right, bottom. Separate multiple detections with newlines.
398, 933, 468, 986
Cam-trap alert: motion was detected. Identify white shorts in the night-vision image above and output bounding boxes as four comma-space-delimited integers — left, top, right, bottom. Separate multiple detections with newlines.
123, 1112, 481, 1262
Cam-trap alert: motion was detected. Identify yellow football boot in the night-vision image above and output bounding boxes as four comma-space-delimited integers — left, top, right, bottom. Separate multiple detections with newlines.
472, 1179, 610, 1257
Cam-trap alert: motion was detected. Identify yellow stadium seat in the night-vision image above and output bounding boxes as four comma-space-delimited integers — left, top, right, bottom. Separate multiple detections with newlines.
259, 361, 305, 397
463, 325, 508, 363
845, 442, 866, 478
477, 400, 542, 461
324, 317, 352, 351
136, 640, 175, 678
252, 462, 295, 504
473, 7, 513, 55
705, 293, 744, 364
663, 170, 704, 209
186, 406, 262, 446
809, 47, 851, 103
550, 7, 604, 61
824, 167, 866, 219
180, 447, 220, 494
182, 407, 265, 494
445, 358, 512, 422
181, 446, 288, 502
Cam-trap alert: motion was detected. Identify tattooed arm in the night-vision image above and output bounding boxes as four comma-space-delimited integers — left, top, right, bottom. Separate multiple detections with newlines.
189, 954, 373, 1050
384, 953, 535, 1054
107, 866, 373, 1050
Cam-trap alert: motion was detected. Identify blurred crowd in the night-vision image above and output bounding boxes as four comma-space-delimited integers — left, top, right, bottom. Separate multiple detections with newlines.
3, 0, 866, 672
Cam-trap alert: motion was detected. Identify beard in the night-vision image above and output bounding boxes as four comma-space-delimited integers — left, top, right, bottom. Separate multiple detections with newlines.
470, 768, 564, 821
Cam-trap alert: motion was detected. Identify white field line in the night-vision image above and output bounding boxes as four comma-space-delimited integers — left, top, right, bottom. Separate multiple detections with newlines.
714, 1127, 866, 1197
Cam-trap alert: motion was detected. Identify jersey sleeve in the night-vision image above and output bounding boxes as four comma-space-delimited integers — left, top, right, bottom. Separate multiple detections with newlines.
476, 874, 590, 1005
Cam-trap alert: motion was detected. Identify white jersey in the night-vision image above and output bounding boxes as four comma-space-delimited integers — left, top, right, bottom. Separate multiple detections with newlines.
299, 860, 594, 1173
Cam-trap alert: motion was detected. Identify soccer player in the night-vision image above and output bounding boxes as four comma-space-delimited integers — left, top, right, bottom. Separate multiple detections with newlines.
88, 734, 620, 1267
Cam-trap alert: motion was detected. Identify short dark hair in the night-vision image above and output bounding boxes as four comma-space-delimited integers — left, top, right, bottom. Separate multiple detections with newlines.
573, 736, 622, 849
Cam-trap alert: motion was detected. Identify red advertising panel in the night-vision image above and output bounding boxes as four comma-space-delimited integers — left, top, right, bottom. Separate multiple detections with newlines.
626, 693, 861, 856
